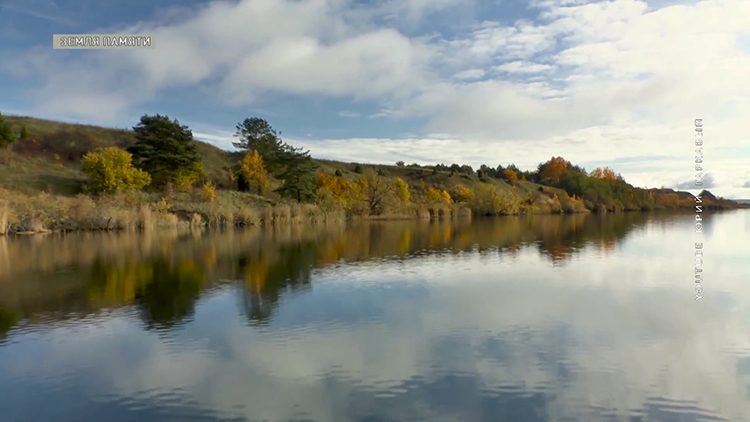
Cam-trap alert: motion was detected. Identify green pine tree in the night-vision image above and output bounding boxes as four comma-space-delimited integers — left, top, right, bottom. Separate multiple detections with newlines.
233, 117, 287, 173
0, 113, 16, 164
19, 126, 28, 141
0, 113, 15, 149
275, 146, 318, 203
127, 114, 203, 188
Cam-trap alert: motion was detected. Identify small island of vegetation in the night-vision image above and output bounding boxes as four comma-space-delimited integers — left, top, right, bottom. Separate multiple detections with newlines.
0, 112, 745, 235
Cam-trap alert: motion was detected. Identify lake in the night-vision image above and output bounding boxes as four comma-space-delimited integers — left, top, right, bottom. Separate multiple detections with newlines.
1, 211, 749, 422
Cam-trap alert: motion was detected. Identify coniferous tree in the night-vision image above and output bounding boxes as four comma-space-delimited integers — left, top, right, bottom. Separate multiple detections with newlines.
127, 114, 203, 188
275, 146, 318, 203
233, 118, 287, 173
0, 113, 16, 164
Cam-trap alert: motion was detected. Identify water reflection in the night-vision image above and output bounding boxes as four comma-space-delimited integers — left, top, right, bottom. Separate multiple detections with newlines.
0, 213, 652, 330
0, 211, 748, 422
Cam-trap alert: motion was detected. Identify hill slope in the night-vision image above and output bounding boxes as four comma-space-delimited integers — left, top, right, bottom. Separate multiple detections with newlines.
0, 114, 745, 214
2, 115, 234, 195
0, 115, 558, 203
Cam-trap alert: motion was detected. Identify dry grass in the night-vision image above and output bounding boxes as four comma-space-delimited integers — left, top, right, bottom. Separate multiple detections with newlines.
0, 187, 347, 235
0, 202, 9, 236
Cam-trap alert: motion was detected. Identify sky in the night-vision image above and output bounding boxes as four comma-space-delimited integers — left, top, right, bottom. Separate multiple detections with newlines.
0, 0, 748, 198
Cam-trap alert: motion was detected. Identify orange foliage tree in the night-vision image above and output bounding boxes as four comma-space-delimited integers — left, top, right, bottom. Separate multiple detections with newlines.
590, 167, 619, 184
539, 156, 569, 184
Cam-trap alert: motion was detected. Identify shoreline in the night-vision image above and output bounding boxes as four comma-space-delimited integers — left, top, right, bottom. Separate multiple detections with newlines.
2, 190, 744, 237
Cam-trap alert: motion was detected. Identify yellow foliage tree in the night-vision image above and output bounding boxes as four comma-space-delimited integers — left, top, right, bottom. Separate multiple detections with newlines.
426, 187, 452, 204
316, 171, 351, 200
173, 161, 205, 191
453, 184, 474, 202
241, 150, 269, 194
81, 147, 151, 194
358, 169, 395, 215
503, 168, 518, 184
441, 190, 453, 204
201, 181, 217, 202
394, 177, 410, 202
426, 186, 443, 202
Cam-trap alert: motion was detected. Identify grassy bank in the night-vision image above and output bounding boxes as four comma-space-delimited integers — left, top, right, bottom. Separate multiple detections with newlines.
0, 186, 479, 235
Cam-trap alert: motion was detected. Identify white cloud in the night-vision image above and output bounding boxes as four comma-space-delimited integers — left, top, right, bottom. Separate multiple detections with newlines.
3, 0, 750, 197
338, 111, 360, 118
452, 68, 485, 80
494, 61, 555, 73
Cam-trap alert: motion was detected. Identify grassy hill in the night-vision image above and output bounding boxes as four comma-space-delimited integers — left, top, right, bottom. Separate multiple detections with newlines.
0, 114, 746, 235
0, 114, 568, 204
1, 115, 234, 195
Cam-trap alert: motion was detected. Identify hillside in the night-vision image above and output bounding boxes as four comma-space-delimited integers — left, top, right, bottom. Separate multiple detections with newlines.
0, 115, 571, 205
1, 115, 235, 195
0, 113, 746, 235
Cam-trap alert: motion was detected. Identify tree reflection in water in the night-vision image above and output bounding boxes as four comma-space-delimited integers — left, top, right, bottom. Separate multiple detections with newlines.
0, 212, 658, 333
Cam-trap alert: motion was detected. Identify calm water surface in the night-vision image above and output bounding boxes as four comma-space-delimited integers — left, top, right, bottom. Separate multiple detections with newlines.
1, 211, 749, 422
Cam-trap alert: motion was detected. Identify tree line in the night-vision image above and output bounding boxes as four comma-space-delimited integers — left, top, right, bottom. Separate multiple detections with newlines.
16, 111, 718, 215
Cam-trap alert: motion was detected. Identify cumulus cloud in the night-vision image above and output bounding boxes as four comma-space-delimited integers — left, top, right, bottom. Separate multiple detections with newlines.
2, 0, 750, 197
673, 172, 716, 190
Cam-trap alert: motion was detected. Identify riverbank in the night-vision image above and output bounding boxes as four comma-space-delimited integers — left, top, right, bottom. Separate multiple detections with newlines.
3, 189, 747, 236
0, 188, 477, 235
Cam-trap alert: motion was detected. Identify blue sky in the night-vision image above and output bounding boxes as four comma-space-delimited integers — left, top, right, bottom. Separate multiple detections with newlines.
1, 0, 749, 198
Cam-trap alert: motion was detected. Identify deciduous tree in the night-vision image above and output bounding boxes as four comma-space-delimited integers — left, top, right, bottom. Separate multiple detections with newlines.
503, 168, 518, 184
240, 150, 269, 194
394, 177, 410, 202
81, 147, 151, 194
359, 169, 396, 215
538, 156, 569, 184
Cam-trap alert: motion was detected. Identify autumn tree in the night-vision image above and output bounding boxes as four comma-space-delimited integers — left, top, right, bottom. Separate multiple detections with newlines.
538, 156, 569, 185
240, 150, 269, 194
470, 184, 520, 215
394, 177, 410, 202
590, 167, 619, 184
81, 147, 151, 194
127, 114, 203, 189
359, 169, 396, 215
453, 184, 475, 202
426, 187, 452, 204
503, 168, 518, 184
174, 161, 206, 191
316, 171, 352, 201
